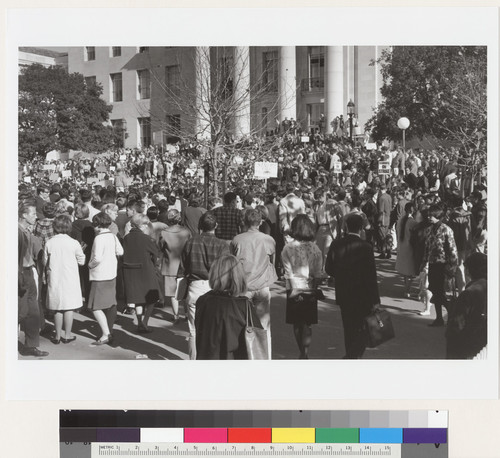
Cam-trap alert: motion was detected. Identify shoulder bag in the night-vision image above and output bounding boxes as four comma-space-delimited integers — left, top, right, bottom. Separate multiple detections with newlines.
245, 301, 269, 360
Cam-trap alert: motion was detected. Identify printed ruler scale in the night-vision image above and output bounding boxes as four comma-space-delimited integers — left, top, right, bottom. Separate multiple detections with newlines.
60, 411, 448, 458
91, 443, 401, 457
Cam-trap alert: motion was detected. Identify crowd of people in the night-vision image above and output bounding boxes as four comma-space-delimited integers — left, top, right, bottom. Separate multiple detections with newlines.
17, 130, 488, 360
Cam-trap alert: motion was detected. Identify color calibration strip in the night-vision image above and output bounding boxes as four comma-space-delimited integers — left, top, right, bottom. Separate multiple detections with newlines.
61, 426, 446, 444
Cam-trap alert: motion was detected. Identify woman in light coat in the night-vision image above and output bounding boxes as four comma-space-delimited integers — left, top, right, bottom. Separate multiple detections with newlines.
88, 212, 124, 345
43, 215, 85, 344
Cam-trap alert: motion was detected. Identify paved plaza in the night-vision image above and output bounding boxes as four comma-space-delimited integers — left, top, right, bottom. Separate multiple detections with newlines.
18, 256, 448, 361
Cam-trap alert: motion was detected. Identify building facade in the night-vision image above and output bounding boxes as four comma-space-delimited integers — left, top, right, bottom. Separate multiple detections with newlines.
19, 47, 68, 72
67, 46, 386, 148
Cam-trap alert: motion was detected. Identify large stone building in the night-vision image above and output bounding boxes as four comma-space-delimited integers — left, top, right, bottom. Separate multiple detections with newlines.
19, 47, 68, 72
67, 46, 386, 149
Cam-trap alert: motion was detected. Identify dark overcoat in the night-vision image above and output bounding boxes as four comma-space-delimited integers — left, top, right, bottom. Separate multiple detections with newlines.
123, 228, 162, 304
325, 234, 380, 313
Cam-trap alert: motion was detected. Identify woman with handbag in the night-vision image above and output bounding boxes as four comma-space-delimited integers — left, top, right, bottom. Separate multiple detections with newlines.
281, 214, 323, 359
195, 255, 263, 360
87, 212, 124, 345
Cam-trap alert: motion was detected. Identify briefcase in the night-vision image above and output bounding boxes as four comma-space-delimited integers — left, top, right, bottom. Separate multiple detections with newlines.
364, 309, 395, 348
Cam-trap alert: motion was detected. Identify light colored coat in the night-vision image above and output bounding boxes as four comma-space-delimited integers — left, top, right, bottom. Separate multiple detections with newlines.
43, 234, 86, 310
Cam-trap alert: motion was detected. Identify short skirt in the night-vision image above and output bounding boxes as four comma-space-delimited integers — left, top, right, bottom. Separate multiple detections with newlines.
285, 289, 318, 325
88, 278, 117, 311
428, 263, 446, 305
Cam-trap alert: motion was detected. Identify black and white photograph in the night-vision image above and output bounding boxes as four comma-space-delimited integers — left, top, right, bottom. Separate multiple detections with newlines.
15, 43, 490, 361
4, 8, 499, 403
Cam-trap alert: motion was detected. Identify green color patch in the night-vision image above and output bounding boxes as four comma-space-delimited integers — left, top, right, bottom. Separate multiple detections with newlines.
315, 428, 359, 443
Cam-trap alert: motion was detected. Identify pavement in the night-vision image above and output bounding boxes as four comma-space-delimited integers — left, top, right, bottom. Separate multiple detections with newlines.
18, 256, 448, 360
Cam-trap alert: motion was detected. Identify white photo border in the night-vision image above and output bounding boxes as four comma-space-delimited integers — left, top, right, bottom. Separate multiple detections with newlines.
4, 6, 498, 400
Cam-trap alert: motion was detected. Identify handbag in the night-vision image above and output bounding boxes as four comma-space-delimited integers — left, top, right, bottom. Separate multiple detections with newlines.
364, 309, 395, 348
244, 301, 269, 360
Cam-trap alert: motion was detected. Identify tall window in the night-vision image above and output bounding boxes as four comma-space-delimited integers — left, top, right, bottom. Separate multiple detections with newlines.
166, 114, 181, 134
138, 117, 152, 147
308, 46, 325, 89
139, 47, 149, 53
110, 73, 123, 102
262, 51, 278, 92
165, 65, 180, 96
112, 47, 121, 57
137, 69, 151, 99
84, 76, 96, 86
84, 47, 95, 61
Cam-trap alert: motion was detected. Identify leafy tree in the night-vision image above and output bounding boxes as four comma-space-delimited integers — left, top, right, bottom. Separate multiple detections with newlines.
18, 64, 118, 159
366, 46, 487, 153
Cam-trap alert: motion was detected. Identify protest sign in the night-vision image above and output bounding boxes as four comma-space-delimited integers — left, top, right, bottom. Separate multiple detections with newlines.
301, 136, 310, 143
49, 173, 59, 182
87, 177, 99, 184
119, 155, 126, 161
365, 143, 377, 150
109, 166, 116, 172
254, 162, 278, 179
332, 161, 342, 174
378, 161, 391, 175
23, 176, 32, 183
62, 170, 72, 178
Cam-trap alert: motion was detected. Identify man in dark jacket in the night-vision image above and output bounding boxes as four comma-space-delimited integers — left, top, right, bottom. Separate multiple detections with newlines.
325, 214, 380, 359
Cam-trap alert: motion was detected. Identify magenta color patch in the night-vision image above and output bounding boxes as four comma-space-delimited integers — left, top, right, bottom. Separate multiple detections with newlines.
184, 428, 228, 443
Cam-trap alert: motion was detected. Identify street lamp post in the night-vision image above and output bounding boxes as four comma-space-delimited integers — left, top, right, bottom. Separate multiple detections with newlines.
347, 99, 355, 141
397, 117, 410, 151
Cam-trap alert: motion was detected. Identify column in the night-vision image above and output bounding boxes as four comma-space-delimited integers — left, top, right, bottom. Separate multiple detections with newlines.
279, 46, 297, 123
233, 46, 251, 139
195, 46, 211, 140
325, 46, 344, 134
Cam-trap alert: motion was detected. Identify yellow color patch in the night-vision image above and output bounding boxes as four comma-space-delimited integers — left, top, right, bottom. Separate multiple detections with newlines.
272, 428, 316, 443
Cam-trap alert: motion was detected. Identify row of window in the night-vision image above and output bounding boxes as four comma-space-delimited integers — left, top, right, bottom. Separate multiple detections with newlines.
84, 47, 326, 103
84, 66, 180, 102
84, 46, 150, 61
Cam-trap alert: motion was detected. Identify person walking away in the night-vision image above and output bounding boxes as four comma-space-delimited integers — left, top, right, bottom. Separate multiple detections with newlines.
213, 192, 242, 242
231, 209, 277, 359
159, 209, 191, 323
325, 214, 380, 359
195, 255, 263, 359
181, 212, 230, 359
122, 214, 163, 333
281, 215, 322, 359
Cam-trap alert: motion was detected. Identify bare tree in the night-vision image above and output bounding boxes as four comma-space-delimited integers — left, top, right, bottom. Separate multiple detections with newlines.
137, 47, 293, 197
